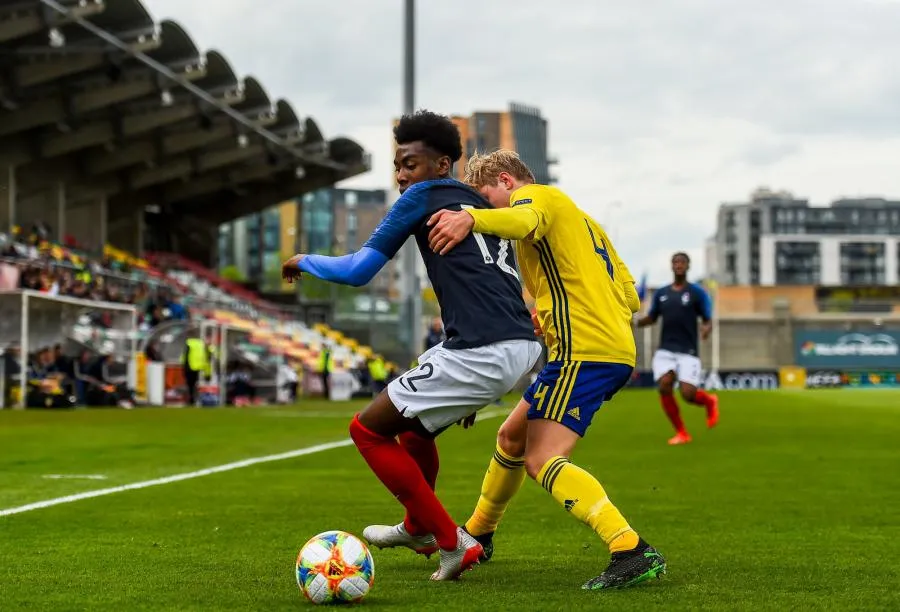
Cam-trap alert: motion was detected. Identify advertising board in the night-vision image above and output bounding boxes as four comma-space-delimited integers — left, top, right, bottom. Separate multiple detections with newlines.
805, 370, 844, 388
795, 330, 900, 369
779, 366, 807, 389
625, 370, 781, 390
839, 371, 900, 389
701, 370, 780, 390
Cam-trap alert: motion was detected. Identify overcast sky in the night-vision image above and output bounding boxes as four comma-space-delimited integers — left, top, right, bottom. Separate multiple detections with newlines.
145, 0, 900, 284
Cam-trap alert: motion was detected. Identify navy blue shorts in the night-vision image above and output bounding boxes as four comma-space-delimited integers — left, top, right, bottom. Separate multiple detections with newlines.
524, 361, 633, 436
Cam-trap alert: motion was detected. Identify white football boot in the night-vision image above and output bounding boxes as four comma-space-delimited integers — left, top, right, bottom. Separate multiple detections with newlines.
362, 522, 439, 557
430, 527, 484, 581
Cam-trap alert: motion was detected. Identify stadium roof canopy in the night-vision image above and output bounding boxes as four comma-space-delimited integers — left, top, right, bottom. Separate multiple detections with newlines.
0, 0, 370, 260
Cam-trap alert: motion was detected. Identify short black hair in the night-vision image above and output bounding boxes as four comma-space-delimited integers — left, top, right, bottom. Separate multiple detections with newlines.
394, 110, 463, 162
672, 252, 691, 263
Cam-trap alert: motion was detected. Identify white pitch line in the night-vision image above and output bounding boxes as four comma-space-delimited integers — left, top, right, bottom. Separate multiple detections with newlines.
476, 408, 510, 421
0, 407, 512, 519
42, 474, 108, 480
0, 440, 352, 518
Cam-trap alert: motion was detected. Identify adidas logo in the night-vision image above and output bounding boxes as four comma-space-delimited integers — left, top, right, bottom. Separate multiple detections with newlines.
567, 406, 581, 421
564, 498, 578, 511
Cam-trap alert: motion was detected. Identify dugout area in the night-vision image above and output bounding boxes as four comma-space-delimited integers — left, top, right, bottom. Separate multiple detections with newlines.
0, 0, 370, 265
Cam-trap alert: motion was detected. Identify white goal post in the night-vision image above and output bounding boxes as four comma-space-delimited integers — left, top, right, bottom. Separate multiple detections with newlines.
197, 320, 288, 406
0, 290, 138, 409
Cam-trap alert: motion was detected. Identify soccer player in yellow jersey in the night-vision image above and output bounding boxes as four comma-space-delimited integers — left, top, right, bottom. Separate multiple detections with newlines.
426, 150, 666, 591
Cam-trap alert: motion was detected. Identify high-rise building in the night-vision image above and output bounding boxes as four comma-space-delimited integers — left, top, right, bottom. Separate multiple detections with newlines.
450, 103, 555, 184
708, 188, 900, 286
218, 188, 394, 294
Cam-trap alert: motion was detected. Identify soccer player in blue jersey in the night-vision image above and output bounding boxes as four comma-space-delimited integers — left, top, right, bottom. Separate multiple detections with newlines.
282, 111, 542, 581
636, 252, 719, 445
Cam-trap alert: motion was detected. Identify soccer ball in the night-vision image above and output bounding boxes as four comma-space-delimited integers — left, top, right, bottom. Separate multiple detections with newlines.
296, 530, 375, 604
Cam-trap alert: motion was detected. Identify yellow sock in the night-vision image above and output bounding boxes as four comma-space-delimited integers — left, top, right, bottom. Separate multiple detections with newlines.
464, 444, 526, 537
537, 456, 640, 553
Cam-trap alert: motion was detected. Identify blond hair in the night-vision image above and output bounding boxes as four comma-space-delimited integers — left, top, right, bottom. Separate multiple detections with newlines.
464, 149, 536, 188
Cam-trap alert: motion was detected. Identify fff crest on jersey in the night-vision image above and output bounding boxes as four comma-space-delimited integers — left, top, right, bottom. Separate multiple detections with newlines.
681, 292, 690, 305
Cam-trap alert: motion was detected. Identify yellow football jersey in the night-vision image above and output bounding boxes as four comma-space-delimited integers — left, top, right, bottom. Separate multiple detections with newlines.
468, 184, 636, 365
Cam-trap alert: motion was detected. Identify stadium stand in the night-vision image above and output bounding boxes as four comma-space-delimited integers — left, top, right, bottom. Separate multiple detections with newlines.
0, 224, 392, 408
0, 1, 390, 409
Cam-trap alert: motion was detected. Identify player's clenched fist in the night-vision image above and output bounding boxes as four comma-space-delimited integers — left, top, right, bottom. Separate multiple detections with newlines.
282, 254, 305, 283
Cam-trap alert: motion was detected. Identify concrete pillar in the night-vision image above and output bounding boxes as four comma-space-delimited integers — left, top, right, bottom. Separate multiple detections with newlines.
14, 190, 57, 235
135, 206, 145, 255
821, 238, 840, 285
884, 238, 897, 285
771, 299, 794, 367
56, 182, 66, 242
759, 236, 775, 286
5, 166, 15, 232
65, 198, 104, 251
99, 196, 108, 250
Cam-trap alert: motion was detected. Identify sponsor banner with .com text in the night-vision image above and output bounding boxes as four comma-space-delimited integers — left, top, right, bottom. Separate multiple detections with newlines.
701, 370, 780, 390
795, 330, 900, 369
626, 370, 780, 390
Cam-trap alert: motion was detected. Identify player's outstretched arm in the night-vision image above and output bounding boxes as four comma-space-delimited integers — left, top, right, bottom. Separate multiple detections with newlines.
284, 183, 429, 286
282, 248, 390, 287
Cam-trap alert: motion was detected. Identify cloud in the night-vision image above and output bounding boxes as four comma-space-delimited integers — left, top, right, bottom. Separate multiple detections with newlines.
143, 0, 900, 284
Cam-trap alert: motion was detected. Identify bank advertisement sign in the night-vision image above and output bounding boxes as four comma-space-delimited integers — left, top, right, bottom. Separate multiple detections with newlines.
795, 330, 900, 368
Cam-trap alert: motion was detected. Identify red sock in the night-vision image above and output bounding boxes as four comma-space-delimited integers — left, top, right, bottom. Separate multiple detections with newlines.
398, 432, 439, 489
349, 415, 457, 550
398, 432, 440, 535
693, 389, 715, 410
660, 394, 686, 433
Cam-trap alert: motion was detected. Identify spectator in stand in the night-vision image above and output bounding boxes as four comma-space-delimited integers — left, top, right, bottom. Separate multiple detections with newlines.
145, 340, 163, 362
318, 345, 333, 399
76, 350, 134, 408
70, 279, 89, 300
368, 355, 388, 396
387, 362, 400, 384
52, 344, 75, 397
227, 363, 256, 405
277, 360, 299, 402
166, 294, 189, 321
73, 351, 92, 405
149, 304, 166, 327
25, 347, 73, 408
425, 317, 444, 350
2, 347, 21, 406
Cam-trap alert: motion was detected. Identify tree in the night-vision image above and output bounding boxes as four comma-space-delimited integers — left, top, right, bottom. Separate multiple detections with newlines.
220, 265, 247, 283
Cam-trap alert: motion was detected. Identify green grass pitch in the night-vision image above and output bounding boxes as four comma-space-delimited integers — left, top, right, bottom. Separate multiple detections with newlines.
2, 389, 899, 611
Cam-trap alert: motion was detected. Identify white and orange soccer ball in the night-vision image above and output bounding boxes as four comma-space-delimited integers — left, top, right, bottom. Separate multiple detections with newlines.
296, 531, 375, 605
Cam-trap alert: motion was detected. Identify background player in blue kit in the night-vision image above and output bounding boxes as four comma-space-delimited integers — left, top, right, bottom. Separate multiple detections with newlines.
636, 252, 719, 445
282, 110, 542, 581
